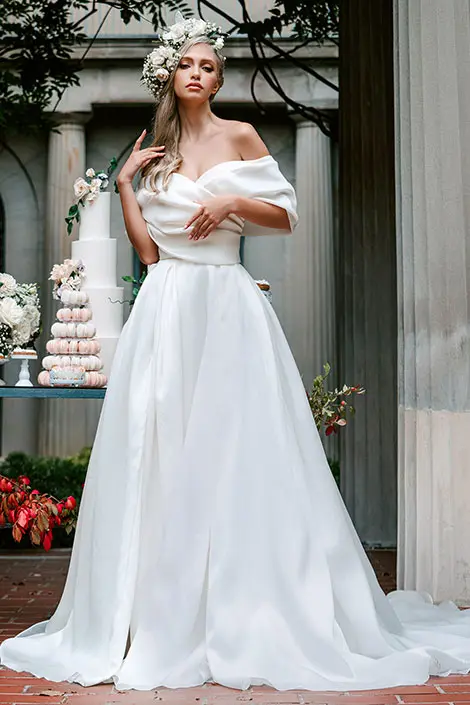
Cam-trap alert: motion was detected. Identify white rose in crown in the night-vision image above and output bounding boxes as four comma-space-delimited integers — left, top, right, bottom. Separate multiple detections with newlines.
0, 273, 17, 297
0, 297, 23, 328
150, 49, 164, 67
155, 67, 170, 82
164, 22, 186, 41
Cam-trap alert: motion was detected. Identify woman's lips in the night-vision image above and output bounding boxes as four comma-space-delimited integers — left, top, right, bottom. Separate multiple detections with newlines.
187, 83, 203, 89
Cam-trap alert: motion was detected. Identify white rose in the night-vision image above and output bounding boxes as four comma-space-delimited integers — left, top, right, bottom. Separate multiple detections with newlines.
85, 190, 99, 203
188, 19, 206, 37
24, 304, 40, 334
156, 67, 170, 82
0, 298, 23, 328
85, 168, 95, 178
150, 49, 164, 67
0, 273, 17, 297
49, 264, 65, 282
12, 318, 32, 347
215, 37, 224, 49
73, 177, 90, 201
169, 23, 186, 41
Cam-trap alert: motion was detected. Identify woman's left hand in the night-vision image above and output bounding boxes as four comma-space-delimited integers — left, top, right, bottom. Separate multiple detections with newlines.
185, 195, 236, 240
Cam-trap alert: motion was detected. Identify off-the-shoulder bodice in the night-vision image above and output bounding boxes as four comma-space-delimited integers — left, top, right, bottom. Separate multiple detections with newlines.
135, 155, 298, 265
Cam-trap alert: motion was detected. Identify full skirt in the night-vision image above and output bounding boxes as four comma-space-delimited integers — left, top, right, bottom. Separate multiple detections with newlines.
2, 259, 470, 691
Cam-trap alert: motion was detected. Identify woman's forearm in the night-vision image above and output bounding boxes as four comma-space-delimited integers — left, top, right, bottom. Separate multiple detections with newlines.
232, 195, 291, 232
118, 180, 160, 265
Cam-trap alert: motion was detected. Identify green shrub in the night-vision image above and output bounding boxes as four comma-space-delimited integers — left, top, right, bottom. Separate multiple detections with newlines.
0, 449, 90, 505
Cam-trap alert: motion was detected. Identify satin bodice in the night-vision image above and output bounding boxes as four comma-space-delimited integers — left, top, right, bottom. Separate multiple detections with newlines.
135, 155, 298, 265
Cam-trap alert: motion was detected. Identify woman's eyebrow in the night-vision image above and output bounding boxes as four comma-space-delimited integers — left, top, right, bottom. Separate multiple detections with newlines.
180, 56, 215, 64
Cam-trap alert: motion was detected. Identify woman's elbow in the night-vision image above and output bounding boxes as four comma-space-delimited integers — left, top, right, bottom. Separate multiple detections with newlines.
139, 252, 159, 266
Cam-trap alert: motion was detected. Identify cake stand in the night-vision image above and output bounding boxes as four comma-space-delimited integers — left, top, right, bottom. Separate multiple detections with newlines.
11, 348, 37, 387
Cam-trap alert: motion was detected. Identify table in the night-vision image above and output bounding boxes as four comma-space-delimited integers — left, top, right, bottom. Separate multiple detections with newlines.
0, 386, 106, 399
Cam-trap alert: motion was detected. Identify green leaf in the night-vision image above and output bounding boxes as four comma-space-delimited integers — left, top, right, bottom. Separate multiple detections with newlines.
121, 275, 134, 283
107, 156, 118, 175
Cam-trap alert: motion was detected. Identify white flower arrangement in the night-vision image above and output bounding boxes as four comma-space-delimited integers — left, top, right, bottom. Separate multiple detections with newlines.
49, 259, 85, 302
0, 274, 41, 357
65, 157, 118, 235
141, 12, 226, 100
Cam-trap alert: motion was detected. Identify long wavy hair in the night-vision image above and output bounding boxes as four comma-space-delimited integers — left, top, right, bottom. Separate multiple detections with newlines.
140, 37, 225, 193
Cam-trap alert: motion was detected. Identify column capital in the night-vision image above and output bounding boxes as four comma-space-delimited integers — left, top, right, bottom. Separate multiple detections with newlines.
48, 111, 93, 128
287, 107, 337, 133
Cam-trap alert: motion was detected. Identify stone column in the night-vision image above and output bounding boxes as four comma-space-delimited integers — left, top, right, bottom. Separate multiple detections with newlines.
395, 0, 470, 603
39, 114, 102, 456
286, 119, 336, 393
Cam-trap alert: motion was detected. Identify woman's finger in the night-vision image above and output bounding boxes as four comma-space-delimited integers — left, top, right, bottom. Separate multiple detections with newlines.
198, 223, 214, 240
132, 129, 147, 152
139, 152, 165, 161
189, 214, 207, 239
200, 225, 214, 239
185, 207, 204, 230
142, 146, 165, 154
191, 215, 211, 240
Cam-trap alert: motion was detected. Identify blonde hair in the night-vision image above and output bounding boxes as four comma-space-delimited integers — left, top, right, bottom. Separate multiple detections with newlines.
140, 37, 225, 193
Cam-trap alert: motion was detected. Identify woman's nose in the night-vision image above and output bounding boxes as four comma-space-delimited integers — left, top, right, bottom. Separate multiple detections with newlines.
191, 66, 201, 78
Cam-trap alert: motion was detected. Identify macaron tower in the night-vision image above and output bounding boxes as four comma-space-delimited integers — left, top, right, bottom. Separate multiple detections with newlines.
38, 269, 107, 388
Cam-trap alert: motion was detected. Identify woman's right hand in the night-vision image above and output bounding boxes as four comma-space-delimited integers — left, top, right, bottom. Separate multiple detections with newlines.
117, 129, 165, 186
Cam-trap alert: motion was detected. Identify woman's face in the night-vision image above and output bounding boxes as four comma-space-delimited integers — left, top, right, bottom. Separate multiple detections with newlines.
173, 43, 220, 104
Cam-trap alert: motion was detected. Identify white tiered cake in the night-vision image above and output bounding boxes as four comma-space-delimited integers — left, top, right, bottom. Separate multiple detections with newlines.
71, 192, 123, 378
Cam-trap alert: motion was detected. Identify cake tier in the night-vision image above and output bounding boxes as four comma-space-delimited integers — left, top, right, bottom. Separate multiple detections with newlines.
56, 307, 92, 323
60, 290, 89, 306
46, 339, 101, 355
38, 369, 107, 388
51, 322, 96, 338
72, 239, 117, 288
78, 191, 110, 241
42, 355, 103, 371
85, 286, 124, 338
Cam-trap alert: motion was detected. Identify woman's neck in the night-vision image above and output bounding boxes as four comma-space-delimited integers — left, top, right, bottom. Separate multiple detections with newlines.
178, 102, 217, 141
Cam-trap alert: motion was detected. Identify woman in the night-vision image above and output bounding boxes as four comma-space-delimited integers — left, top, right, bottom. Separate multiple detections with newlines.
2, 13, 470, 694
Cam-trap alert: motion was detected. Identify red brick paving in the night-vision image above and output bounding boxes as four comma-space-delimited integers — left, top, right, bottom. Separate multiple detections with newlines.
0, 549, 469, 704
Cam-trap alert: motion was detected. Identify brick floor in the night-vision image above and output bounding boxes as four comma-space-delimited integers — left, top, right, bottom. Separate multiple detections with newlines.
0, 548, 469, 705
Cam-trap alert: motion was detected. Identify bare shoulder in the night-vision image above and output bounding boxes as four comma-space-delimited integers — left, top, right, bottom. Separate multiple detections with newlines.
222, 120, 270, 160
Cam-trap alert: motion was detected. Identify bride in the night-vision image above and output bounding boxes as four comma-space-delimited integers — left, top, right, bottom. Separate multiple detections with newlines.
2, 13, 470, 694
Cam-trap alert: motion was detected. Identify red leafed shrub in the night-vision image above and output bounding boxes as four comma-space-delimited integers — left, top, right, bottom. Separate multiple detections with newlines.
0, 475, 77, 551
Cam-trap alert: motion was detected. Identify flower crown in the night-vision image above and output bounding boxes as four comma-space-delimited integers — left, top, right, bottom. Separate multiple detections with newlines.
141, 11, 226, 100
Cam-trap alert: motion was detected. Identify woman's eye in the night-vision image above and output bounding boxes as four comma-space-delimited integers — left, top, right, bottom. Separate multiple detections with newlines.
178, 63, 213, 71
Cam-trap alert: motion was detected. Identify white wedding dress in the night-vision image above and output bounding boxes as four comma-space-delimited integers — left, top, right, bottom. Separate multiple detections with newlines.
3, 155, 470, 692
